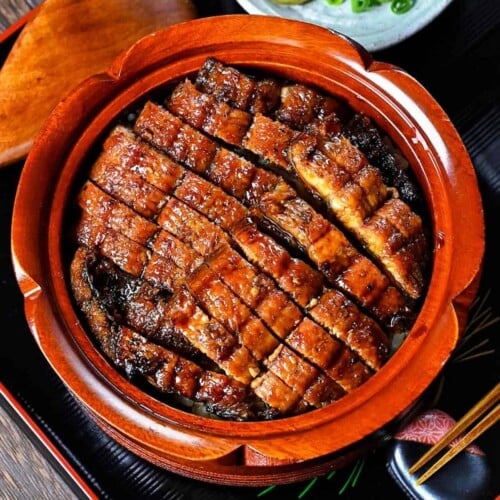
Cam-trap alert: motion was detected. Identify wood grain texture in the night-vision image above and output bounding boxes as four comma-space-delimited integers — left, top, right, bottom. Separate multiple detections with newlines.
0, 0, 40, 31
0, 404, 78, 499
0, 0, 197, 168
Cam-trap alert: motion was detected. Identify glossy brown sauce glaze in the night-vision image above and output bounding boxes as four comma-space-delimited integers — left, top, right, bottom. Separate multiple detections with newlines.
69, 58, 430, 421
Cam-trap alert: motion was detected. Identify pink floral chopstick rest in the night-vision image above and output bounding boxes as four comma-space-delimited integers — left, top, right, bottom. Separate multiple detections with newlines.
387, 409, 492, 499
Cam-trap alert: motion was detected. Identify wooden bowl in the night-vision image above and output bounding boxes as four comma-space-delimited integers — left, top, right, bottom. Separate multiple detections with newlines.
11, 15, 484, 486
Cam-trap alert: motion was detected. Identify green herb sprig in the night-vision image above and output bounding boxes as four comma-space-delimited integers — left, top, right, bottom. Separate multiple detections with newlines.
257, 458, 366, 498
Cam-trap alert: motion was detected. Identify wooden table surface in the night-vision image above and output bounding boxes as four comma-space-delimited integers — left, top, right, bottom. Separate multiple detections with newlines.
0, 0, 39, 32
0, 403, 78, 499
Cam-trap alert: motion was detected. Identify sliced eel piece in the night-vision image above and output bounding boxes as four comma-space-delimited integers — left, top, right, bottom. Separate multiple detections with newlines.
141, 252, 187, 292
195, 57, 256, 111
288, 132, 388, 222
75, 212, 149, 277
157, 197, 229, 257
276, 83, 351, 129
308, 289, 390, 371
250, 370, 302, 414
168, 79, 252, 147
243, 113, 299, 172
90, 153, 166, 219
263, 343, 339, 408
165, 287, 260, 385
77, 181, 158, 246
96, 125, 186, 193
133, 101, 411, 329
195, 57, 281, 115
149, 229, 204, 277
186, 263, 279, 361
171, 121, 219, 173
231, 220, 324, 308
303, 373, 345, 408
251, 78, 283, 115
209, 147, 282, 207
134, 101, 218, 175
285, 318, 371, 392
174, 171, 247, 231
209, 147, 257, 198
288, 133, 427, 298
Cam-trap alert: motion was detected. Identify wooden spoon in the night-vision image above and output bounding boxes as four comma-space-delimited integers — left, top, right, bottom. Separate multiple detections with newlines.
0, 0, 197, 168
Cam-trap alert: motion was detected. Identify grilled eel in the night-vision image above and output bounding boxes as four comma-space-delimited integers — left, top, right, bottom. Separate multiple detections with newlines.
69, 59, 431, 420
195, 57, 422, 208
172, 171, 389, 372
110, 113, 390, 369
166, 79, 428, 299
75, 155, 356, 410
77, 125, 381, 386
69, 247, 268, 421
135, 101, 413, 331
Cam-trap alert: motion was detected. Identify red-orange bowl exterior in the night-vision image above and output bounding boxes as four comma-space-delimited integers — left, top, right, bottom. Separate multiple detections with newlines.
11, 15, 484, 486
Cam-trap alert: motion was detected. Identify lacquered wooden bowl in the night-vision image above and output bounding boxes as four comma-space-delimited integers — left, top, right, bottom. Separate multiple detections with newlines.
11, 15, 484, 486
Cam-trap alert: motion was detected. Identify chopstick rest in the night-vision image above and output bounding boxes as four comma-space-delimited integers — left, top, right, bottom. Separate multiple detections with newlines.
386, 409, 492, 499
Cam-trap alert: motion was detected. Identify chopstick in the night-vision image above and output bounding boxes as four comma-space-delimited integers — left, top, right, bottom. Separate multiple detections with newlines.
408, 383, 500, 485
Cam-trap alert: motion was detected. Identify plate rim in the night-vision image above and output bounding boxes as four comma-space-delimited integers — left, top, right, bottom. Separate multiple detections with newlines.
234, 0, 455, 51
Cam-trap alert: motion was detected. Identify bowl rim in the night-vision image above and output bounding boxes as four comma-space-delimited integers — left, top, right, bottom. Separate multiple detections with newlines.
11, 14, 484, 470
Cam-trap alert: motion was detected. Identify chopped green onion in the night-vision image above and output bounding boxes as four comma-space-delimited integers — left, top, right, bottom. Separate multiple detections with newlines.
391, 0, 414, 13
257, 485, 277, 497
351, 459, 365, 488
298, 477, 319, 499
326, 0, 414, 13
327, 469, 337, 480
351, 0, 372, 12
338, 460, 363, 495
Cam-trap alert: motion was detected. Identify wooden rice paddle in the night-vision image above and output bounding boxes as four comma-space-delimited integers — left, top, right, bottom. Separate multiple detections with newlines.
0, 0, 197, 168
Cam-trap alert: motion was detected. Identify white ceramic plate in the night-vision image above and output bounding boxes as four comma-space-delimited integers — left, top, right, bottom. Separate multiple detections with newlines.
235, 0, 454, 52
